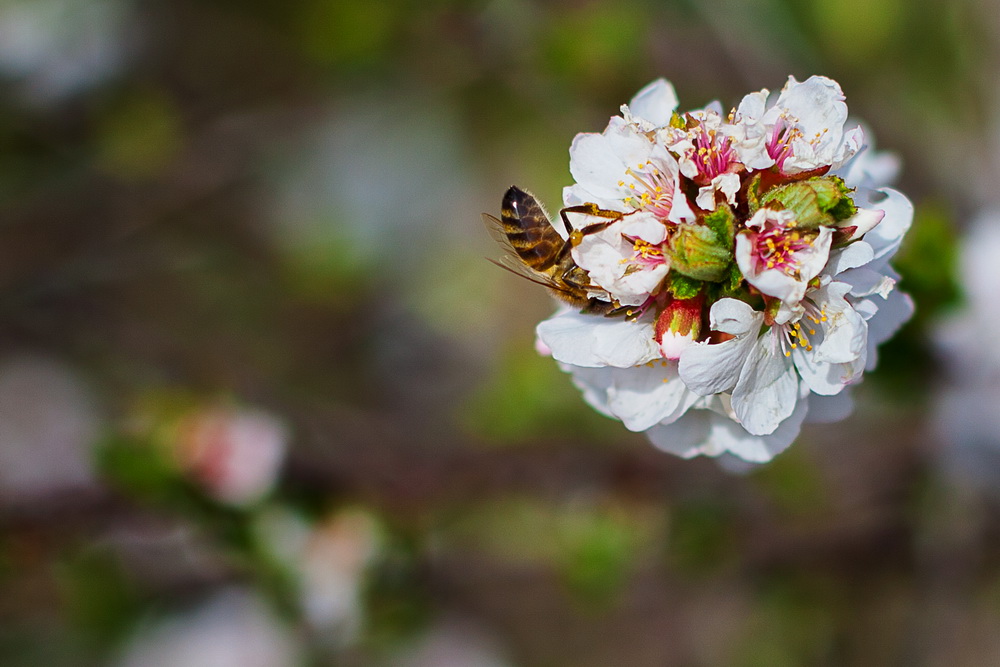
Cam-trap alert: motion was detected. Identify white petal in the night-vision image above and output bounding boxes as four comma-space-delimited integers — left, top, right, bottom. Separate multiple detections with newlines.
706, 395, 809, 462
840, 267, 895, 298
562, 364, 615, 419
810, 283, 867, 365
838, 207, 884, 242
793, 347, 859, 395
863, 289, 914, 370
536, 309, 660, 368
855, 187, 913, 268
677, 301, 762, 395
838, 141, 900, 189
695, 185, 717, 211
645, 409, 713, 458
625, 79, 679, 128
727, 89, 773, 170
668, 183, 698, 224
567, 121, 650, 203
562, 183, 621, 213
825, 241, 874, 276
678, 335, 755, 396
715, 172, 742, 204
708, 298, 760, 336
731, 334, 799, 435
605, 363, 699, 431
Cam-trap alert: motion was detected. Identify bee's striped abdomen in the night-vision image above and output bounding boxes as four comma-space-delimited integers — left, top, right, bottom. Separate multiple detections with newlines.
501, 186, 564, 272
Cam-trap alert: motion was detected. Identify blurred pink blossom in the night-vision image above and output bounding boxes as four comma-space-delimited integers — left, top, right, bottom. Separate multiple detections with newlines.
174, 406, 288, 507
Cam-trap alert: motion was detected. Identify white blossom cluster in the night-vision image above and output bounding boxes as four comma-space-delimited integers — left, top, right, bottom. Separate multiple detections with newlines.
535, 76, 914, 463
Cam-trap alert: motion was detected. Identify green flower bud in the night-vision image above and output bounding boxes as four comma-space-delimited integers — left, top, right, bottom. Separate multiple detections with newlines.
668, 223, 731, 282
759, 176, 856, 229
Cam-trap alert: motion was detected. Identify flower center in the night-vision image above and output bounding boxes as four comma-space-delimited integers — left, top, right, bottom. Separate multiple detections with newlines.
773, 301, 828, 357
619, 161, 674, 218
765, 115, 801, 170
691, 124, 737, 181
752, 224, 813, 275
624, 237, 667, 267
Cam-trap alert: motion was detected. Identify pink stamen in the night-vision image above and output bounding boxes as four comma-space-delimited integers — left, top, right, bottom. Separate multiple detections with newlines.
766, 117, 799, 171
692, 125, 737, 181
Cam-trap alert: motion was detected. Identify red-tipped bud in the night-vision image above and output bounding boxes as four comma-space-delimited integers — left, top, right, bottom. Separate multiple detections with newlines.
655, 294, 705, 359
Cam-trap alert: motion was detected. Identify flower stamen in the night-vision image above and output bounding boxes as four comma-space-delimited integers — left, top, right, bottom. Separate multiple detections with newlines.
620, 161, 675, 218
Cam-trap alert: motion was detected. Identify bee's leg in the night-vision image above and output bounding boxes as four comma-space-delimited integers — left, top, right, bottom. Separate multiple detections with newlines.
559, 204, 622, 244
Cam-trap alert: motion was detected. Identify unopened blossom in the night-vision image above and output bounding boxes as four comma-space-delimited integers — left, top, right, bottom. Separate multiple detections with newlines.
506, 75, 913, 463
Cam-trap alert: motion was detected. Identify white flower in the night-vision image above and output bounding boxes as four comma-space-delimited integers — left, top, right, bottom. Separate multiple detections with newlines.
661, 103, 743, 210
727, 75, 864, 174
113, 589, 302, 667
735, 207, 833, 308
565, 107, 695, 224
933, 213, 1000, 495
568, 210, 669, 307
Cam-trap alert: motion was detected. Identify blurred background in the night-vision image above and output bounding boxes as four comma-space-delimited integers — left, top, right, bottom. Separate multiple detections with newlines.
0, 0, 995, 665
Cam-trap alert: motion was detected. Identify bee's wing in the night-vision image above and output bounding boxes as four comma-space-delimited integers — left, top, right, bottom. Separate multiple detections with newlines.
481, 213, 571, 292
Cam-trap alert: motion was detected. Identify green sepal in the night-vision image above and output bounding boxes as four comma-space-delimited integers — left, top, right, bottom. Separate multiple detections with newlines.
827, 194, 858, 221
702, 204, 736, 251
746, 173, 763, 216
722, 261, 744, 294
668, 272, 703, 300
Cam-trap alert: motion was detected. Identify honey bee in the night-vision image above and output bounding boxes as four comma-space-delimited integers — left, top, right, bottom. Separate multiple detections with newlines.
482, 186, 627, 315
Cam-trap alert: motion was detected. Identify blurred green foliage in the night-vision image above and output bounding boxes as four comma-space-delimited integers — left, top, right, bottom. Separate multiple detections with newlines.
461, 344, 623, 444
